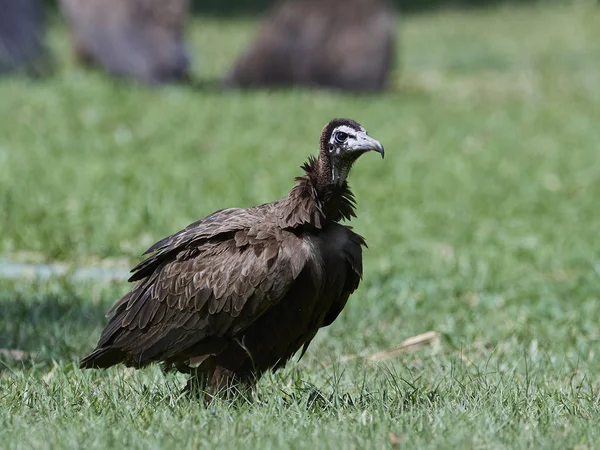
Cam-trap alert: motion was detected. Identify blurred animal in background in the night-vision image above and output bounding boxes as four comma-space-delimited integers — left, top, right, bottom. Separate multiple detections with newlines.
224, 0, 397, 92
59, 0, 191, 84
0, 0, 52, 76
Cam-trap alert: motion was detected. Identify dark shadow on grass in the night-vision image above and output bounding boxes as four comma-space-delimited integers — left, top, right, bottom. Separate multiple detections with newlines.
272, 380, 440, 412
253, 372, 440, 412
0, 290, 110, 371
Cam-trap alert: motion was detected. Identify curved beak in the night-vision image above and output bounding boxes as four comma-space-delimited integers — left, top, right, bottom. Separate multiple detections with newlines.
372, 139, 385, 159
353, 132, 385, 159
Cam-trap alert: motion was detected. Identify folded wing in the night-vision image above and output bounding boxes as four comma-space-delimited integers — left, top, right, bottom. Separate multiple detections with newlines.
80, 208, 312, 369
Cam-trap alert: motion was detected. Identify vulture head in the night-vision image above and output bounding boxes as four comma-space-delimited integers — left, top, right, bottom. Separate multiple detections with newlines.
319, 118, 384, 185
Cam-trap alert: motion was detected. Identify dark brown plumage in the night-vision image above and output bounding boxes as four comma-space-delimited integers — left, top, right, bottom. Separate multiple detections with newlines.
224, 0, 397, 92
0, 0, 51, 76
59, 0, 190, 84
80, 118, 384, 395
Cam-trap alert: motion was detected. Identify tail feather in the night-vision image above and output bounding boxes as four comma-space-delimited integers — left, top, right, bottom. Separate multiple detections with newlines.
79, 347, 125, 369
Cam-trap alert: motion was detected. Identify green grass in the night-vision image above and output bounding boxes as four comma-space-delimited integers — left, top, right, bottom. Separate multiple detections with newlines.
1, 3, 600, 449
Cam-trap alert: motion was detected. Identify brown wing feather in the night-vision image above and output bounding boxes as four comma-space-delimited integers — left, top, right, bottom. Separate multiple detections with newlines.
80, 212, 311, 369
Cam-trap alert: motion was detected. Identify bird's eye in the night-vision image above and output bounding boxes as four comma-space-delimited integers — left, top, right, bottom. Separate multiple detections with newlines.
335, 132, 348, 144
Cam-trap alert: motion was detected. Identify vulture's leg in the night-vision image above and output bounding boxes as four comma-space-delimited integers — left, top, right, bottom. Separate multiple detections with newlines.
206, 366, 256, 401
182, 369, 212, 400
182, 368, 253, 403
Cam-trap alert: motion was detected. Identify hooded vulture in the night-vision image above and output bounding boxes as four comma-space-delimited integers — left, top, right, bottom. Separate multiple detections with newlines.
80, 118, 384, 394
59, 0, 190, 84
224, 0, 396, 92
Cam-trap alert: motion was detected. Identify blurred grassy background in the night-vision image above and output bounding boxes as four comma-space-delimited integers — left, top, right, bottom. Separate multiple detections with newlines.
1, 2, 600, 449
